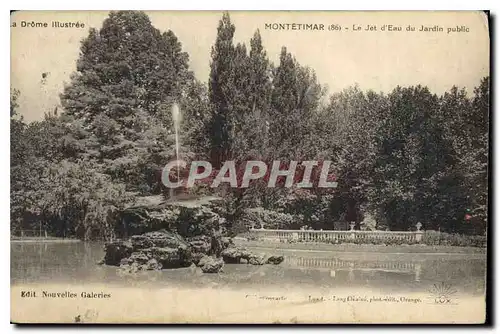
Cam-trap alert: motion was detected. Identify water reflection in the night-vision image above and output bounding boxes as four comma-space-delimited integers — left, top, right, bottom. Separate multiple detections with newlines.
11, 242, 486, 295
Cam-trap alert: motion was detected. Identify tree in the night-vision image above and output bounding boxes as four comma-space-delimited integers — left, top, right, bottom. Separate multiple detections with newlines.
60, 10, 194, 192
208, 12, 237, 167
231, 31, 274, 160
10, 89, 26, 168
248, 30, 271, 117
269, 47, 324, 160
437, 78, 489, 233
180, 79, 212, 156
368, 86, 461, 231
10, 88, 20, 117
320, 87, 389, 226
12, 11, 202, 240
62, 11, 192, 121
468, 77, 489, 232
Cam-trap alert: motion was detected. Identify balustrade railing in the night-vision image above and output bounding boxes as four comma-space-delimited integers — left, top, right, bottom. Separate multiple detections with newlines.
248, 223, 424, 244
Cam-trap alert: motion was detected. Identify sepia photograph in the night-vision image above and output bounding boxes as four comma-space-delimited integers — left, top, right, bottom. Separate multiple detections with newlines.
10, 10, 490, 324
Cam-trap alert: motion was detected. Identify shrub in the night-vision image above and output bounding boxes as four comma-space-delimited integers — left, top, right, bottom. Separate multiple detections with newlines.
242, 207, 302, 230
423, 230, 486, 247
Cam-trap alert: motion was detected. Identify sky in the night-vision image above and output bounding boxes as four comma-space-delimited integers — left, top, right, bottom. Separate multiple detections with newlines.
11, 10, 490, 122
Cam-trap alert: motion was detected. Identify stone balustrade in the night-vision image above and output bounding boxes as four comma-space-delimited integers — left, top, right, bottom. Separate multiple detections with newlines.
249, 223, 424, 244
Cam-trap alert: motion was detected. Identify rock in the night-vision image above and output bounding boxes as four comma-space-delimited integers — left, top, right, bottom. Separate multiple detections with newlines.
221, 247, 241, 263
131, 230, 189, 250
188, 235, 212, 253
144, 258, 162, 270
248, 254, 266, 265
128, 252, 150, 265
266, 255, 284, 265
190, 253, 205, 265
103, 240, 133, 265
119, 255, 163, 272
149, 246, 192, 269
199, 256, 224, 273
103, 229, 195, 271
221, 247, 280, 265
197, 255, 210, 268
102, 215, 232, 271
119, 257, 130, 266
120, 262, 138, 273
102, 197, 236, 273
221, 237, 234, 249
113, 245, 191, 270
187, 235, 212, 265
221, 247, 252, 263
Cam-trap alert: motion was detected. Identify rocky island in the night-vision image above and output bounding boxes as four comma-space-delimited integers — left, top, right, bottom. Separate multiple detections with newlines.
100, 195, 284, 273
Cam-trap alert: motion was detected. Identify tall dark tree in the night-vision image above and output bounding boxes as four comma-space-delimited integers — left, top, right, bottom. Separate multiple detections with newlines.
62, 11, 192, 121
248, 30, 271, 116
231, 42, 251, 130
269, 47, 323, 159
60, 11, 194, 192
208, 12, 236, 167
469, 77, 489, 231
318, 87, 389, 226
271, 47, 297, 117
368, 86, 462, 232
236, 30, 273, 157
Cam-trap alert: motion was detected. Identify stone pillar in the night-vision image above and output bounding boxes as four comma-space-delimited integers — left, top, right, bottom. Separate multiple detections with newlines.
350, 222, 356, 240
415, 222, 423, 243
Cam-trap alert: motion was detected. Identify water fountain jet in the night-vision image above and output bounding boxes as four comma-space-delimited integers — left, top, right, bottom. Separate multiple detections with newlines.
163, 103, 221, 207
169, 103, 182, 200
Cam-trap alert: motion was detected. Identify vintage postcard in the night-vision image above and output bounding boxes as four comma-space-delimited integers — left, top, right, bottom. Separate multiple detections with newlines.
10, 10, 489, 324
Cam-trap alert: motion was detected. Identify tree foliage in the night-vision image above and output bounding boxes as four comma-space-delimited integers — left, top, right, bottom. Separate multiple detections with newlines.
11, 11, 489, 239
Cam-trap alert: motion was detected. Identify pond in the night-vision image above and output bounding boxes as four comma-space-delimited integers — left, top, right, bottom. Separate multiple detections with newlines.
11, 241, 486, 296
